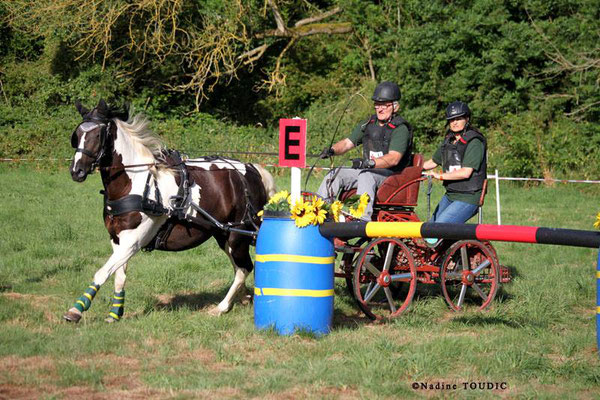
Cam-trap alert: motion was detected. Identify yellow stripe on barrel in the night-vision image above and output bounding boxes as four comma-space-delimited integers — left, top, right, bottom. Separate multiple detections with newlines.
256, 254, 335, 265
254, 287, 334, 297
365, 222, 423, 238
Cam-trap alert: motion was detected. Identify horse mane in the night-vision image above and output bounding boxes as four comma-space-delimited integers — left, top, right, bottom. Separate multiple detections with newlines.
113, 111, 166, 161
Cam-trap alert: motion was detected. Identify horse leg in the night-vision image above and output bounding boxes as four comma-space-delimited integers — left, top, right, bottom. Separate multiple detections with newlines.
104, 263, 127, 323
63, 243, 140, 323
209, 234, 253, 316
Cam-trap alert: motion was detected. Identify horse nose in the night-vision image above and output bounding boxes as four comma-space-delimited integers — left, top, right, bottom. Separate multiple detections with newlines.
71, 168, 86, 181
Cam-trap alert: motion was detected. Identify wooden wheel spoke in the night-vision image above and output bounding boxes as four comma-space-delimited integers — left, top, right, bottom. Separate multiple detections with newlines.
365, 262, 381, 277
457, 284, 467, 308
460, 246, 469, 271
383, 287, 397, 314
364, 283, 381, 302
472, 259, 491, 276
472, 283, 488, 300
444, 272, 462, 280
382, 243, 395, 271
390, 272, 412, 281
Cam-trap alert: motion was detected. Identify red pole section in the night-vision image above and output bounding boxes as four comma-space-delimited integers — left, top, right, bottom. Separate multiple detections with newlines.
475, 225, 537, 243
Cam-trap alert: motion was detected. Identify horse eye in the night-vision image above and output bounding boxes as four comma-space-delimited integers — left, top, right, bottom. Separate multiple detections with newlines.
71, 131, 79, 148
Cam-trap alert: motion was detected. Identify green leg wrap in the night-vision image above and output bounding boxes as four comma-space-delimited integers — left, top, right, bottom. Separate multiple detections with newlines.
73, 283, 100, 313
108, 290, 125, 321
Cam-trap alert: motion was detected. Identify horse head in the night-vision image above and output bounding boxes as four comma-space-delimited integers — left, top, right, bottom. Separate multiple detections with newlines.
70, 99, 129, 182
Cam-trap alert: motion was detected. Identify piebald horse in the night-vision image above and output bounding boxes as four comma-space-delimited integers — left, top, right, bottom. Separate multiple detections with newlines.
64, 100, 275, 322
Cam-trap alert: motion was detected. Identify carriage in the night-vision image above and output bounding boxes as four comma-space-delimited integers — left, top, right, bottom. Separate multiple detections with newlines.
330, 153, 511, 320
65, 99, 509, 324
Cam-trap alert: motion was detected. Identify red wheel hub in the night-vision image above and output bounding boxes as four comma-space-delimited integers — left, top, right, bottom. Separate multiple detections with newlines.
377, 270, 392, 287
461, 270, 475, 286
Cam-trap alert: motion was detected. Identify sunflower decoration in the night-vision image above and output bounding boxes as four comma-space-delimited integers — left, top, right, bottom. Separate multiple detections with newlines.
261, 190, 371, 227
259, 190, 291, 216
329, 200, 343, 222
291, 197, 315, 227
348, 193, 370, 219
311, 196, 328, 225
594, 212, 600, 229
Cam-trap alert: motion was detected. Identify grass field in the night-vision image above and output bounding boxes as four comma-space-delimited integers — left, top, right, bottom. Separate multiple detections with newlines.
1, 164, 599, 399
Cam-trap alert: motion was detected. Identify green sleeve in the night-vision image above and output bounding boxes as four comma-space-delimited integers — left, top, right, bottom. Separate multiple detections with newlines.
462, 139, 484, 170
432, 143, 443, 165
348, 123, 366, 145
388, 124, 410, 155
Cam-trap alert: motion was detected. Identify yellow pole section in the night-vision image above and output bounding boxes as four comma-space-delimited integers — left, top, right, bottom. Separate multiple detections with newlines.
365, 222, 424, 238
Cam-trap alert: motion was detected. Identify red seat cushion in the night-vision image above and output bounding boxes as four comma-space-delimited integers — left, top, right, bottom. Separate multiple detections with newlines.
338, 154, 424, 206
375, 166, 423, 206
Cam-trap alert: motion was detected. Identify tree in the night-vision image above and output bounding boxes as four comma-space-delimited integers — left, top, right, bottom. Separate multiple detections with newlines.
1, 0, 352, 109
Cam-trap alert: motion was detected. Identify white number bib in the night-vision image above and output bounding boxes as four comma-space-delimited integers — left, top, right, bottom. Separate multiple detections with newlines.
369, 151, 383, 160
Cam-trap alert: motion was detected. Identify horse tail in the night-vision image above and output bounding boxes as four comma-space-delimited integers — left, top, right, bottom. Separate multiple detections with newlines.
252, 164, 276, 198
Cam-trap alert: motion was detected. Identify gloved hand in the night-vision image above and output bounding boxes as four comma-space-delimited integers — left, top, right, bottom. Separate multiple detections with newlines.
319, 146, 335, 159
351, 158, 375, 169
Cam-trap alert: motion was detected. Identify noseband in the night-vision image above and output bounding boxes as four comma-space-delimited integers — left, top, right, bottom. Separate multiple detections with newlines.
71, 118, 111, 172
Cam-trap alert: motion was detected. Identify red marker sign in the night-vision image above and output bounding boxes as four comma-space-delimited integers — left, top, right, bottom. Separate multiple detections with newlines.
278, 118, 306, 168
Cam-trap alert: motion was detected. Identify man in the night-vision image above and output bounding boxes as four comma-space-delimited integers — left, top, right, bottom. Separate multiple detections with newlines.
317, 81, 413, 220
422, 100, 487, 244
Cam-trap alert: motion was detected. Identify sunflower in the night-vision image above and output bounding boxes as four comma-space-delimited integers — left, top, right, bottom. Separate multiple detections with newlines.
311, 195, 324, 210
349, 193, 370, 218
314, 207, 327, 225
291, 198, 315, 227
267, 190, 290, 205
290, 197, 306, 217
330, 200, 343, 222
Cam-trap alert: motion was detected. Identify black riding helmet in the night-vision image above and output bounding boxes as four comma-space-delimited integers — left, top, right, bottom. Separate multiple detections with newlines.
445, 101, 471, 120
372, 81, 401, 102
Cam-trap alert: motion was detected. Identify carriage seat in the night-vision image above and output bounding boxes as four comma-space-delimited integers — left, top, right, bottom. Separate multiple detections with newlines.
339, 153, 424, 207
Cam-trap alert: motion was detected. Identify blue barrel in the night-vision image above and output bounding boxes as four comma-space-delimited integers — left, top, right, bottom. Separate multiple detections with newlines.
254, 215, 335, 335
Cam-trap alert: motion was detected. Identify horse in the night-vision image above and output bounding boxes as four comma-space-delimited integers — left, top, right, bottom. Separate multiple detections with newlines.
63, 99, 276, 322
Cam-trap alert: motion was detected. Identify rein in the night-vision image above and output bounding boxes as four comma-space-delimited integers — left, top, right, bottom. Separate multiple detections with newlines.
98, 162, 157, 170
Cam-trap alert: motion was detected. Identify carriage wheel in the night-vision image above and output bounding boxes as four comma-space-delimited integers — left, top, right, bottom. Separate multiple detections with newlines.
440, 240, 499, 311
340, 238, 368, 299
353, 238, 417, 320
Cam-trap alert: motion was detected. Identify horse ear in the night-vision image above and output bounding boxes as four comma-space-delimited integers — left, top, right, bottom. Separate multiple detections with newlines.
75, 100, 89, 117
121, 102, 131, 120
97, 99, 108, 113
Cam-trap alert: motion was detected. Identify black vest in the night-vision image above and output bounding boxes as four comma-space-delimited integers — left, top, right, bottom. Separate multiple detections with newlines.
441, 128, 487, 194
361, 114, 413, 173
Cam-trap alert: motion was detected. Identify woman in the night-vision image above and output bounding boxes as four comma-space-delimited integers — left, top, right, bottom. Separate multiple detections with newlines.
423, 101, 487, 243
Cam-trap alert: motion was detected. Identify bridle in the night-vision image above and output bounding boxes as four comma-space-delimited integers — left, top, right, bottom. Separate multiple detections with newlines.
71, 117, 112, 172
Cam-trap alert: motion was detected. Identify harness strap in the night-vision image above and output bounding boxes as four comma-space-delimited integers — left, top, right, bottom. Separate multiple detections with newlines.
104, 172, 167, 217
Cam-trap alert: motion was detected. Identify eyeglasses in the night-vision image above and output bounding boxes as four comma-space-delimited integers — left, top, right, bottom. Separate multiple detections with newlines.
374, 103, 393, 109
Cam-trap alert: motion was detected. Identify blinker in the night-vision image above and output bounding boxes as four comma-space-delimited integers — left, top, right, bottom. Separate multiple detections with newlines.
71, 130, 79, 148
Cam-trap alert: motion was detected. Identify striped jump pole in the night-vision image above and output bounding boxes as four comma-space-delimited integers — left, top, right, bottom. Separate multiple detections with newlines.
319, 221, 600, 355
319, 221, 600, 248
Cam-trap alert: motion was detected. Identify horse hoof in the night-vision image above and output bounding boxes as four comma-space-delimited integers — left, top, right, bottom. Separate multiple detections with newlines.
104, 316, 120, 323
239, 294, 253, 306
208, 306, 227, 316
63, 310, 82, 323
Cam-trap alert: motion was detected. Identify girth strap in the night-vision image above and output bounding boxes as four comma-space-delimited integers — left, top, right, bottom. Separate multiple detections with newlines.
104, 173, 167, 216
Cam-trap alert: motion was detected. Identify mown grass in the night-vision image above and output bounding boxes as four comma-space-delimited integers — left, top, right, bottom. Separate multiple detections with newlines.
1, 164, 599, 399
